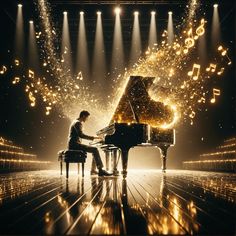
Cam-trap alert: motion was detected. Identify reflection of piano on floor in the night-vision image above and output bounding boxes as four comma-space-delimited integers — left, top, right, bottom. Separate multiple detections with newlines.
91, 76, 175, 177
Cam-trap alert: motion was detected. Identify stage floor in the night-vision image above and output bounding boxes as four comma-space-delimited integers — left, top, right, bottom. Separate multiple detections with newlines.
0, 169, 235, 235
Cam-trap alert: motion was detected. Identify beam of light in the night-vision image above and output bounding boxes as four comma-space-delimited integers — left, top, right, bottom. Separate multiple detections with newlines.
198, 32, 207, 65
114, 7, 121, 15
15, 3, 24, 60
167, 11, 174, 45
148, 11, 157, 49
211, 4, 221, 49
76, 11, 89, 80
61, 11, 73, 75
28, 20, 40, 72
130, 11, 142, 66
92, 11, 106, 92
111, 7, 124, 77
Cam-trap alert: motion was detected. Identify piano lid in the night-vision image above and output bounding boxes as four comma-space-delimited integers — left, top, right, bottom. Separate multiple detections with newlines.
110, 76, 175, 128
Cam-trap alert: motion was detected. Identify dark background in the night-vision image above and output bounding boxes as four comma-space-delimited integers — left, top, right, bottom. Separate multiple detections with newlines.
0, 0, 235, 169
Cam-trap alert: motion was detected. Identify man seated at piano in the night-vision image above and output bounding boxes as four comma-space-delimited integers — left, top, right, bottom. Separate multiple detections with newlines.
68, 110, 112, 176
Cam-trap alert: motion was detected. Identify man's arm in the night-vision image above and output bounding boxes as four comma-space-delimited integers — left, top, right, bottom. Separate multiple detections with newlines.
75, 122, 94, 140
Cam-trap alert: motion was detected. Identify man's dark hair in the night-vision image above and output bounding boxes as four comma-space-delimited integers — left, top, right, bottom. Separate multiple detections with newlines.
79, 110, 90, 118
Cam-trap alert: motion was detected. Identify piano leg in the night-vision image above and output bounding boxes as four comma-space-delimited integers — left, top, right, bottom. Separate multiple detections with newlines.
105, 150, 110, 171
158, 145, 169, 172
121, 149, 129, 178
112, 149, 119, 176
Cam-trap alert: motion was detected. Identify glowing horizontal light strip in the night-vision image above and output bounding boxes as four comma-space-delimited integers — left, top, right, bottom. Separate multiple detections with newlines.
224, 138, 236, 143
0, 143, 23, 150
0, 150, 36, 157
218, 143, 236, 149
183, 159, 236, 164
200, 150, 236, 157
0, 158, 51, 164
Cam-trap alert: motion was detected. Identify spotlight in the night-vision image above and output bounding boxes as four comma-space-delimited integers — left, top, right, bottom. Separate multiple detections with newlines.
63, 11, 67, 15
80, 11, 84, 15
18, 3, 22, 7
151, 11, 156, 15
97, 11, 101, 15
114, 7, 121, 15
213, 4, 218, 8
29, 20, 33, 24
168, 11, 173, 15
134, 11, 139, 16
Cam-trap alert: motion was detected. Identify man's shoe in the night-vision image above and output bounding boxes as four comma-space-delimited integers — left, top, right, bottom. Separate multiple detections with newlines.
98, 169, 113, 177
90, 170, 98, 175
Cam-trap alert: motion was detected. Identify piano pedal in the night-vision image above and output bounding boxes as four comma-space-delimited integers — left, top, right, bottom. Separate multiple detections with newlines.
121, 171, 127, 178
113, 170, 119, 176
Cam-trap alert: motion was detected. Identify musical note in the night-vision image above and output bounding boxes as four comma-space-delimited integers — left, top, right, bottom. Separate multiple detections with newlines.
218, 45, 232, 65
189, 110, 196, 119
12, 77, 20, 84
28, 69, 34, 79
162, 30, 168, 37
180, 81, 187, 89
210, 88, 221, 103
196, 19, 205, 36
185, 28, 195, 48
217, 68, 225, 76
15, 59, 20, 66
0, 65, 7, 74
46, 106, 51, 115
188, 63, 200, 80
64, 46, 68, 54
198, 97, 206, 103
76, 71, 83, 80
29, 92, 36, 107
206, 63, 217, 73
35, 31, 41, 39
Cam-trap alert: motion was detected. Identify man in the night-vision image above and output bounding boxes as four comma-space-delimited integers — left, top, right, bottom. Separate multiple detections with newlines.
68, 110, 112, 176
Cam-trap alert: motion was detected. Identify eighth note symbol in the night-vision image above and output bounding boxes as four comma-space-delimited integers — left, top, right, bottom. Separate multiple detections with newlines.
210, 88, 221, 104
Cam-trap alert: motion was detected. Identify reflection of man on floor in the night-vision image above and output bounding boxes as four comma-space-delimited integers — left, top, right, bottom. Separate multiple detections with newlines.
68, 110, 112, 176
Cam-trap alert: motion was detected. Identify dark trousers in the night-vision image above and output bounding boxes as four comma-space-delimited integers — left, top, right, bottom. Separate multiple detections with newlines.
68, 142, 103, 170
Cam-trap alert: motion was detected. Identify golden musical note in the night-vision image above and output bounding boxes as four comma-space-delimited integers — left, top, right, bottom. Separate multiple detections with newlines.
0, 65, 7, 74
196, 19, 205, 36
185, 28, 195, 48
46, 106, 51, 115
29, 92, 36, 107
12, 77, 20, 84
210, 88, 221, 103
180, 81, 187, 89
217, 68, 225, 76
189, 110, 196, 119
15, 59, 20, 66
35, 31, 41, 39
76, 71, 83, 80
188, 63, 200, 80
198, 97, 206, 103
28, 69, 34, 79
206, 63, 217, 73
218, 45, 232, 65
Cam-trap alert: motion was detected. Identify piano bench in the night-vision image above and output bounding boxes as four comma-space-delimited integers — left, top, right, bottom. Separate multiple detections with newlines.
58, 150, 87, 178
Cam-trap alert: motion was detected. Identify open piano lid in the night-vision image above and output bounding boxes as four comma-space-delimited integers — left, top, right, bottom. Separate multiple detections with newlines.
110, 76, 175, 128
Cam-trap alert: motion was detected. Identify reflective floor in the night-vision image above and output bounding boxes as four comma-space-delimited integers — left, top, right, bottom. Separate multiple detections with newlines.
0, 169, 235, 235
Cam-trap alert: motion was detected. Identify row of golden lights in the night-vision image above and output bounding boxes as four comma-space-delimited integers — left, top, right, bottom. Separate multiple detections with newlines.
0, 158, 51, 164
183, 159, 236, 164
0, 150, 37, 157
18, 3, 219, 17
200, 150, 236, 157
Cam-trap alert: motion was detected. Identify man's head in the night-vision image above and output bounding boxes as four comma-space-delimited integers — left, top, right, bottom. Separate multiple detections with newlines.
78, 110, 90, 122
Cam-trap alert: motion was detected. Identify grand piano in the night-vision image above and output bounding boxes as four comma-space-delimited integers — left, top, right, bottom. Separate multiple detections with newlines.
92, 76, 175, 177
